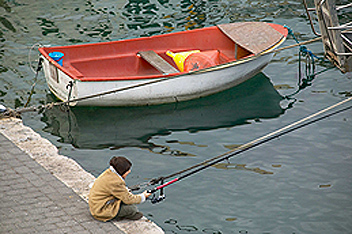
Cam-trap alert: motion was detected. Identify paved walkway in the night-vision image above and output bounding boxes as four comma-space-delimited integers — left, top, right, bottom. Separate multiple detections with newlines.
0, 133, 124, 234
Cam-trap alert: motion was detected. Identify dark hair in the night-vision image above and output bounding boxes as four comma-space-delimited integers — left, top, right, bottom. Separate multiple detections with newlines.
110, 156, 132, 176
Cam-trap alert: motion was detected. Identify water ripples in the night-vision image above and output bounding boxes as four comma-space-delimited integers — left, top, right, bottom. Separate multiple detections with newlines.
1, 1, 352, 233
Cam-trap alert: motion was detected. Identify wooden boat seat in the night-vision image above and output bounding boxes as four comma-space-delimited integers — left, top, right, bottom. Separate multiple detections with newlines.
138, 50, 179, 74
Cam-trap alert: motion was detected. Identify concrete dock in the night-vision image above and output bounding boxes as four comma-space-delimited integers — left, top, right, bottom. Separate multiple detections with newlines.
0, 117, 164, 234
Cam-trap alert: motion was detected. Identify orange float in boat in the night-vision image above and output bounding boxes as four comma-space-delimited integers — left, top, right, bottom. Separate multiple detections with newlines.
167, 50, 222, 72
184, 50, 221, 72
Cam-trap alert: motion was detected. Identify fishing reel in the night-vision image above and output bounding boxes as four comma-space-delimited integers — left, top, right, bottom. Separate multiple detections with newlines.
147, 179, 166, 204
147, 193, 166, 204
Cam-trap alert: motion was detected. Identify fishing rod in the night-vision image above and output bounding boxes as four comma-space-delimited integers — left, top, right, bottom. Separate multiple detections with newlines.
131, 95, 351, 191
146, 97, 352, 204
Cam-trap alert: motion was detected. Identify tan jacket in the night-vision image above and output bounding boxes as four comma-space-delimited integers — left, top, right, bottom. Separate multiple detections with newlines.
88, 168, 142, 222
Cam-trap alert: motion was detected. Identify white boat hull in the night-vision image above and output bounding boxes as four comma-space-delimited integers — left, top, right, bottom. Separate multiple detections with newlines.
42, 53, 273, 106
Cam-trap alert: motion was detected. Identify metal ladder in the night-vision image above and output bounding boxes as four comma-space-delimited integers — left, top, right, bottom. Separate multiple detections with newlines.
303, 0, 352, 73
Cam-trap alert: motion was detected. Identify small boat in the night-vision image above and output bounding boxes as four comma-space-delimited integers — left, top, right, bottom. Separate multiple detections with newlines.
39, 22, 288, 106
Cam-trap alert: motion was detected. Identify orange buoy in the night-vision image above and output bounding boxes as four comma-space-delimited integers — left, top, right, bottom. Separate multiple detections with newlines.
183, 50, 221, 72
166, 50, 200, 72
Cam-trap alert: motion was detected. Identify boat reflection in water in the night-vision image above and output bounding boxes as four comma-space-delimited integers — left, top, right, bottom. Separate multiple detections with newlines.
41, 73, 285, 150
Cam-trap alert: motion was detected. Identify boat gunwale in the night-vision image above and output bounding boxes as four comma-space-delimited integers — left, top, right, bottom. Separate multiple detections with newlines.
39, 23, 288, 83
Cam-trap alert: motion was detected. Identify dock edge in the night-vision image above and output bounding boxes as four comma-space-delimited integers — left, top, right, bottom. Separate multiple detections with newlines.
0, 117, 164, 234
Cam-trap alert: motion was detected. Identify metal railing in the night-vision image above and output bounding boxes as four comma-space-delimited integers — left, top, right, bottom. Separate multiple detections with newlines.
303, 0, 352, 72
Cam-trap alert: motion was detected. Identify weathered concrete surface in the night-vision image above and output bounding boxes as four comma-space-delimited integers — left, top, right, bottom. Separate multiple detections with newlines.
0, 132, 123, 234
0, 117, 164, 234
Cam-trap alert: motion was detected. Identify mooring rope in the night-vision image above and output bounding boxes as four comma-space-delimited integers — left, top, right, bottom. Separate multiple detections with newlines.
0, 26, 324, 118
24, 58, 44, 108
270, 36, 321, 54
130, 97, 352, 191
0, 76, 175, 119
53, 35, 322, 108
62, 30, 321, 109
28, 43, 44, 74
276, 26, 333, 100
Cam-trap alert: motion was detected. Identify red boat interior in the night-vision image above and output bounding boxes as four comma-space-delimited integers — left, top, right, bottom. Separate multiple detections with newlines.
39, 23, 286, 81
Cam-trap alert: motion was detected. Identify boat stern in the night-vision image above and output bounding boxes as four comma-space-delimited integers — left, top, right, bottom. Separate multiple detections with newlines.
40, 52, 78, 105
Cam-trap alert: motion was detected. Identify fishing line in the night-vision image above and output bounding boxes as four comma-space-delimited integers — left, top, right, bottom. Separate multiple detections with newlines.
141, 97, 352, 202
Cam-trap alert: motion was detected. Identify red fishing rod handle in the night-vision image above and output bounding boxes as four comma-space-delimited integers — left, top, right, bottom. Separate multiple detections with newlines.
147, 178, 179, 193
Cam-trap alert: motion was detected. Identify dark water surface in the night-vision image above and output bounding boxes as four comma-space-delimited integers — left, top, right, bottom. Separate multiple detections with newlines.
1, 0, 352, 233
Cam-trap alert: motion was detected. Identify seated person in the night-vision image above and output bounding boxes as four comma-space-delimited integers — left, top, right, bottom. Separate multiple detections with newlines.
89, 156, 151, 221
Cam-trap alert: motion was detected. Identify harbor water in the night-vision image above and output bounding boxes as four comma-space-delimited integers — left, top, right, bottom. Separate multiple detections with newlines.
1, 0, 352, 233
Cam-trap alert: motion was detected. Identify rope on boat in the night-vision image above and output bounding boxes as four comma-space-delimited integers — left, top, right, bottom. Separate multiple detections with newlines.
131, 97, 352, 194
270, 36, 322, 54
59, 28, 322, 109
24, 58, 44, 108
278, 26, 334, 99
0, 28, 324, 118
28, 43, 44, 74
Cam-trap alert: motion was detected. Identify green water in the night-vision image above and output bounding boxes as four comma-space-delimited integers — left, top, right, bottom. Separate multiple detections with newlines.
1, 0, 352, 233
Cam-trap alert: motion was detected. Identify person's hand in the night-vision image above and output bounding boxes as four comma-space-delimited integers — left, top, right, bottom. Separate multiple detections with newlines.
143, 190, 152, 198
